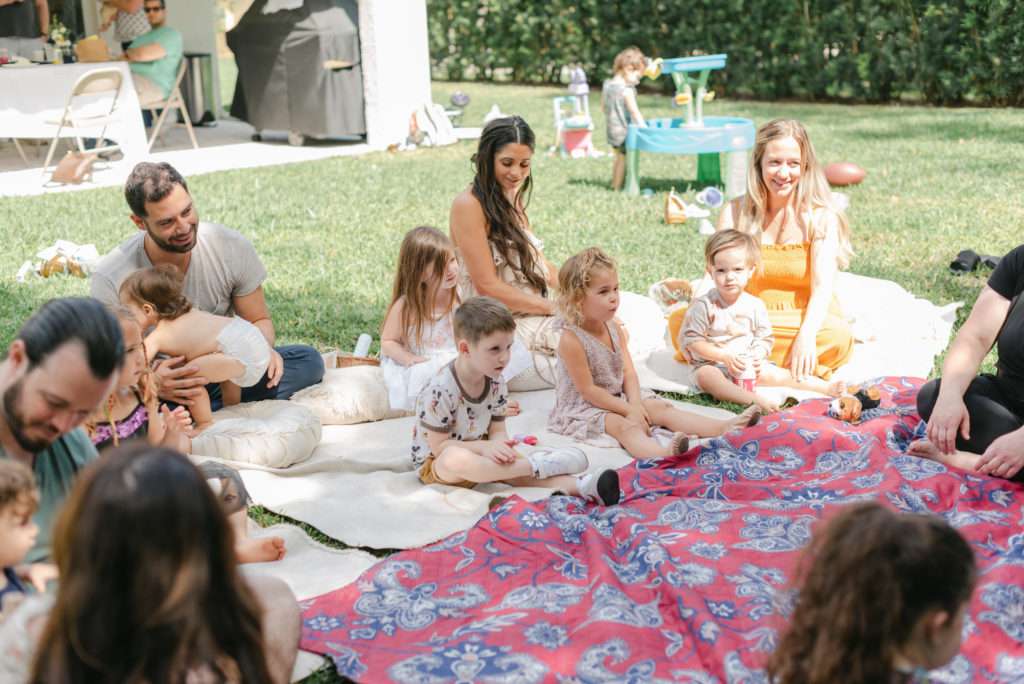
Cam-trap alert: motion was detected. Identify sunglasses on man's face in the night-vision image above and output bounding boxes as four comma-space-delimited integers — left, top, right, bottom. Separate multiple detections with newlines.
144, 6, 163, 11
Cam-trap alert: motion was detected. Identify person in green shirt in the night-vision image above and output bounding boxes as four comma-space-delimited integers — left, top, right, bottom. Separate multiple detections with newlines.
0, 298, 123, 563
119, 0, 182, 106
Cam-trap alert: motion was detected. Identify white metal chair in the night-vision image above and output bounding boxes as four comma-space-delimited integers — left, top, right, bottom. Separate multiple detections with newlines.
41, 67, 124, 177
2, 138, 29, 167
146, 59, 198, 150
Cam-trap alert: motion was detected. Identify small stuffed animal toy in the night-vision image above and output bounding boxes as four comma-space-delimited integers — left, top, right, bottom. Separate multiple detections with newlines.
829, 384, 882, 424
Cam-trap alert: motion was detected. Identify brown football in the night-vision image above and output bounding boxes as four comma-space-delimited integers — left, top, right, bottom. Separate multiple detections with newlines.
823, 161, 866, 186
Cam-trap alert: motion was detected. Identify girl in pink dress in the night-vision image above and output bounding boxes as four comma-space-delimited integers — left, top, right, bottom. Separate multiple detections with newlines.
548, 248, 761, 459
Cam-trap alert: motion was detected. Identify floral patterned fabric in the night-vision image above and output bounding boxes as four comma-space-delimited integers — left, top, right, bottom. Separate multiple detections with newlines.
300, 377, 1024, 683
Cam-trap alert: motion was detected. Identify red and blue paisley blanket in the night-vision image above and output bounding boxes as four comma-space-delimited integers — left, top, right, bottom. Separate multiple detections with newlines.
300, 377, 1024, 682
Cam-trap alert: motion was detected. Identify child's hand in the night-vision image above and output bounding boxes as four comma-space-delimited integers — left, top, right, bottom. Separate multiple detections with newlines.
18, 562, 58, 593
404, 355, 429, 368
623, 403, 651, 435
505, 399, 521, 417
724, 354, 747, 378
266, 349, 284, 388
167, 405, 194, 433
480, 439, 518, 464
159, 404, 192, 453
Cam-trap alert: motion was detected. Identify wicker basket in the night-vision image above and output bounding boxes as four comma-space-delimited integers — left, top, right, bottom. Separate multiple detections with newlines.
321, 348, 380, 368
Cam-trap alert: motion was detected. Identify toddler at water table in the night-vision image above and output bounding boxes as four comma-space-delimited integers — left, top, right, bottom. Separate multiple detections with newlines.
547, 247, 761, 460
680, 230, 844, 413
411, 296, 619, 506
603, 46, 649, 191
119, 266, 275, 430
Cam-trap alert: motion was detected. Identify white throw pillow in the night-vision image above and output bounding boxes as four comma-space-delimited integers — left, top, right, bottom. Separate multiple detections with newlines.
191, 400, 322, 468
290, 366, 412, 425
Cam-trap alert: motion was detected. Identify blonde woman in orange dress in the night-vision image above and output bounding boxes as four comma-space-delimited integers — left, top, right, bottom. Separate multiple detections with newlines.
715, 118, 854, 382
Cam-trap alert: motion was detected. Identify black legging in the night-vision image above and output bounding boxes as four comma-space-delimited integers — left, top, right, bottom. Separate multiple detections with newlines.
917, 374, 1024, 455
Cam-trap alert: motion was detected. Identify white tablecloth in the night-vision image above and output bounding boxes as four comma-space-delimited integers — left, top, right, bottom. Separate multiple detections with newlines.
0, 61, 148, 162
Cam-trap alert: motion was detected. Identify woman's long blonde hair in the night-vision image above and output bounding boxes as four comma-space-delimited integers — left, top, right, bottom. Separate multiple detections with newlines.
385, 226, 461, 351
735, 119, 852, 268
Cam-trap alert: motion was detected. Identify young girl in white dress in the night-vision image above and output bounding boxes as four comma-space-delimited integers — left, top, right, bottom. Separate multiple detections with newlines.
382, 226, 529, 411
548, 247, 761, 459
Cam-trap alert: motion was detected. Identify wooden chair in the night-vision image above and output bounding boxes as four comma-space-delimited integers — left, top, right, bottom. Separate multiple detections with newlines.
146, 59, 198, 150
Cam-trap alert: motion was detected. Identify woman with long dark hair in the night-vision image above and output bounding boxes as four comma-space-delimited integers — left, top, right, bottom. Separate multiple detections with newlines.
29, 444, 294, 683
450, 115, 560, 389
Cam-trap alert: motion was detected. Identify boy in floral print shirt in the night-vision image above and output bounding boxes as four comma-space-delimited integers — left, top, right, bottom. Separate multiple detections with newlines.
411, 297, 620, 505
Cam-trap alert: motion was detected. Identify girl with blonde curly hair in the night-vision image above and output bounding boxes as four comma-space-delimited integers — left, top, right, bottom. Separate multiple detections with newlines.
548, 247, 760, 459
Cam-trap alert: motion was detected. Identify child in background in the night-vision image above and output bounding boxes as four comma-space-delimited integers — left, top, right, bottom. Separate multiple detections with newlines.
0, 460, 53, 612
381, 225, 524, 412
87, 306, 193, 453
413, 296, 620, 506
680, 231, 844, 413
766, 502, 975, 683
119, 266, 275, 430
603, 46, 648, 190
549, 248, 760, 460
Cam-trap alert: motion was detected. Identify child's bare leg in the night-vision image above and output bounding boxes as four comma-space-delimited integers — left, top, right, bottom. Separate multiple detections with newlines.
229, 509, 287, 564
605, 413, 670, 459
432, 445, 534, 484
695, 366, 777, 413
644, 397, 761, 438
191, 387, 214, 430
757, 366, 844, 397
191, 352, 245, 385
221, 381, 242, 407
908, 439, 982, 472
611, 150, 626, 190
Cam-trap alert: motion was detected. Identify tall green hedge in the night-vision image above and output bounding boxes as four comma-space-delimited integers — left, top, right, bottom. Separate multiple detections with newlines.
427, 0, 1024, 106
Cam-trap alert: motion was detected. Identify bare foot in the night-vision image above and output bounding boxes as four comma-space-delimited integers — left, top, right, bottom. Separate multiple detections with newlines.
826, 379, 845, 398
753, 395, 780, 414
722, 404, 762, 434
907, 439, 979, 472
506, 399, 521, 417
236, 536, 287, 564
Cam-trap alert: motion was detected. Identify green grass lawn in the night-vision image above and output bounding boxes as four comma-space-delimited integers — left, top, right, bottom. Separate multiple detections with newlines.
2, 82, 1021, 682
2, 82, 1021, 358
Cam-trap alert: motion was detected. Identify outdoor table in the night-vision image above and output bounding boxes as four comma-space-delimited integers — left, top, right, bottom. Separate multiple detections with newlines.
0, 61, 148, 165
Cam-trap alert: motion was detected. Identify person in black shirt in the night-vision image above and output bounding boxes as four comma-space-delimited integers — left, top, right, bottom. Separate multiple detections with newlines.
911, 245, 1024, 481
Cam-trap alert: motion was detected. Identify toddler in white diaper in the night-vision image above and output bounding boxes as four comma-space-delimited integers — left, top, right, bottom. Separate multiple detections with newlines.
119, 266, 273, 430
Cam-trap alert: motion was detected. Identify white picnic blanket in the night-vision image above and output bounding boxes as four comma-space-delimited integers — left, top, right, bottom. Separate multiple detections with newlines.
236, 522, 380, 682
197, 390, 734, 552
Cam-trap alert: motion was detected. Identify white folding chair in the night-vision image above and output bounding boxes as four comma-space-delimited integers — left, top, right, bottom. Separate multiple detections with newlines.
146, 59, 198, 150
2, 138, 29, 167
41, 67, 124, 176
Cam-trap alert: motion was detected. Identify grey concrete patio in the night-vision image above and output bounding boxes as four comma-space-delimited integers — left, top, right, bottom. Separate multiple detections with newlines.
0, 116, 373, 198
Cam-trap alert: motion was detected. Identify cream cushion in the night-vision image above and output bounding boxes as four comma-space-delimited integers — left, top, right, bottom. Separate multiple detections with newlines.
190, 400, 322, 468
290, 366, 412, 425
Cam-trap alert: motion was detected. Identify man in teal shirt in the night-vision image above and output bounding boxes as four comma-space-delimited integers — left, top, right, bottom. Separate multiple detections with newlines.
0, 298, 123, 563
120, 0, 182, 106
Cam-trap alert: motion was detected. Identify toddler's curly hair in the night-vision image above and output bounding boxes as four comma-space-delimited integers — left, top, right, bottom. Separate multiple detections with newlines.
0, 459, 39, 514
556, 247, 617, 326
